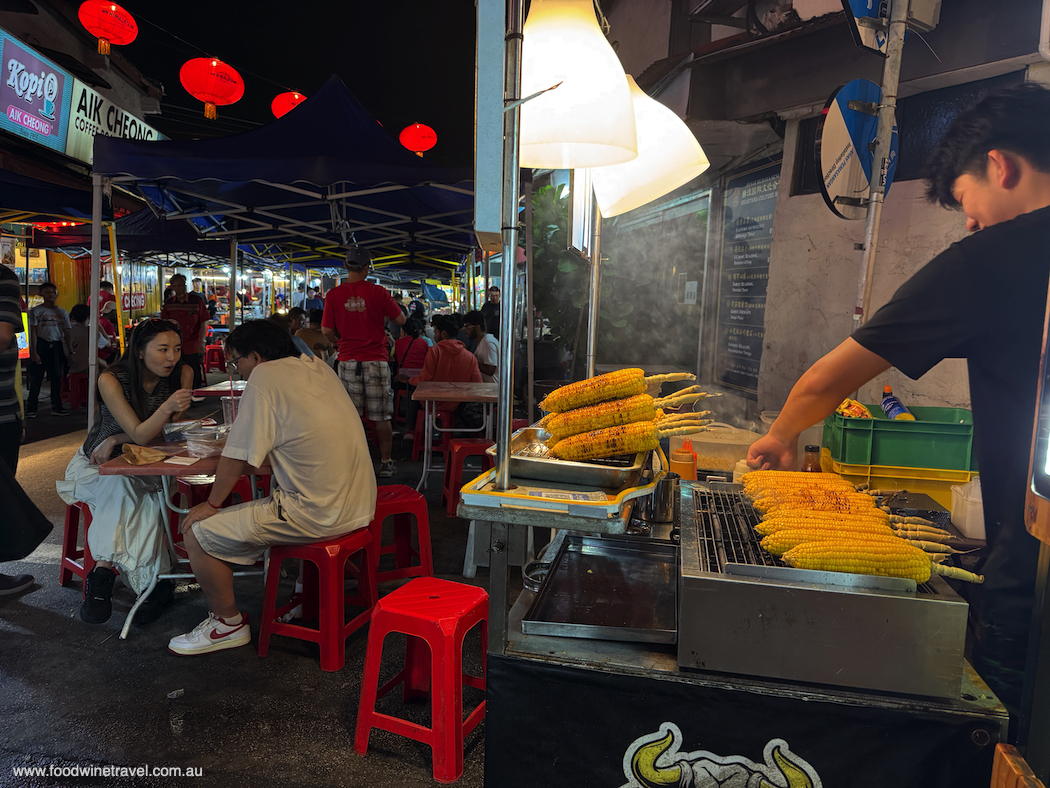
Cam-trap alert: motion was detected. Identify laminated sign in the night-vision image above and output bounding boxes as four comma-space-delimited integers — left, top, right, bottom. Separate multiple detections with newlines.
0, 30, 72, 153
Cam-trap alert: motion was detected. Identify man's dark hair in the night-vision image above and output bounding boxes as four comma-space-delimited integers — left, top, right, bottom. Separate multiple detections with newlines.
169, 273, 186, 285
100, 280, 113, 291
288, 306, 306, 320
463, 310, 485, 329
70, 303, 90, 322
433, 315, 459, 337
228, 319, 299, 361
40, 281, 56, 290
488, 286, 499, 292
308, 308, 324, 325
925, 82, 1050, 207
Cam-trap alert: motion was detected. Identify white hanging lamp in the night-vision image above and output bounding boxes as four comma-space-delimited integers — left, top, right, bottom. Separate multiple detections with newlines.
590, 75, 710, 217
519, 0, 637, 169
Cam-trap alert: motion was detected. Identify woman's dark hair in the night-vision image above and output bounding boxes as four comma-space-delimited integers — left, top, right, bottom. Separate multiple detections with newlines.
402, 317, 422, 338
105, 318, 182, 420
925, 82, 1050, 207
227, 319, 299, 361
69, 303, 90, 323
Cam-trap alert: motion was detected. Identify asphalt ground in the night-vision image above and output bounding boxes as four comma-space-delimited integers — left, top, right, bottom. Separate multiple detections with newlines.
0, 375, 517, 788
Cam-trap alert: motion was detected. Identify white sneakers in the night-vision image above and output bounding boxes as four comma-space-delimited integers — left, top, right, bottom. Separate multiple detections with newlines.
168, 611, 251, 656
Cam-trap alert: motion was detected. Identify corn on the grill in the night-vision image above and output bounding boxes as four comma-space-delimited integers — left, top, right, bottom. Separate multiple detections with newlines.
781, 539, 933, 582
539, 370, 697, 413
754, 515, 894, 537
549, 419, 710, 462
761, 527, 899, 557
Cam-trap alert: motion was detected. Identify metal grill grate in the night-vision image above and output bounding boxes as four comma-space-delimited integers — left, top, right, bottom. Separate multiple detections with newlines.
692, 487, 782, 572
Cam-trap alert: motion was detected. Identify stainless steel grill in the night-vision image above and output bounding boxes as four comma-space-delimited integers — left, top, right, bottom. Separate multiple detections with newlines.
678, 481, 969, 698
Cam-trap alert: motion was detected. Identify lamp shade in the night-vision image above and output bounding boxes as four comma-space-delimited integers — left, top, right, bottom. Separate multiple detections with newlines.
590, 76, 710, 217
271, 91, 307, 118
78, 1, 137, 54
179, 58, 244, 119
519, 0, 636, 169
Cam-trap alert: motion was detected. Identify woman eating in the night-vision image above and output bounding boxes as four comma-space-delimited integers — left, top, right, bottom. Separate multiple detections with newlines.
57, 319, 193, 625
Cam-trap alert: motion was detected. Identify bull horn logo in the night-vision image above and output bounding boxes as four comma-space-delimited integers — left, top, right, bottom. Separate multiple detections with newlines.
621, 723, 822, 788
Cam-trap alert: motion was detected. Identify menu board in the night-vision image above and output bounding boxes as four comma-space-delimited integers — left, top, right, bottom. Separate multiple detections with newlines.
715, 160, 780, 397
0, 29, 73, 153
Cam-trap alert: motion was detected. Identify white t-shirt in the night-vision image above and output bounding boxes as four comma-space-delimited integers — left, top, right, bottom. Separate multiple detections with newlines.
29, 305, 71, 343
221, 355, 376, 532
474, 333, 499, 385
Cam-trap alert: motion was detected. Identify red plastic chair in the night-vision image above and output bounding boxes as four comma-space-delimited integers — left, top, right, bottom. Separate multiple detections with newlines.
355, 578, 487, 783
257, 527, 377, 672
370, 485, 433, 583
203, 345, 226, 373
62, 372, 89, 411
59, 502, 96, 590
410, 410, 454, 461
441, 439, 495, 518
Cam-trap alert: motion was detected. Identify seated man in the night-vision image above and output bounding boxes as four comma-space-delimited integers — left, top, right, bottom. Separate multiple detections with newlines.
295, 308, 332, 360
170, 320, 376, 655
268, 312, 314, 358
408, 314, 482, 427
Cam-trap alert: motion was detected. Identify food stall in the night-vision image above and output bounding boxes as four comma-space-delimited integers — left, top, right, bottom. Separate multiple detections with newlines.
466, 371, 1006, 788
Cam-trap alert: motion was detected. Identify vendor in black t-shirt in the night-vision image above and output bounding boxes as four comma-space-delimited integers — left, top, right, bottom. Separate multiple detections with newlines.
747, 83, 1050, 726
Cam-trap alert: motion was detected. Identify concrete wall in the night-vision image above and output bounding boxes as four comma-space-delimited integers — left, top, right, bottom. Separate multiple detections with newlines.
607, 0, 672, 78
756, 119, 972, 415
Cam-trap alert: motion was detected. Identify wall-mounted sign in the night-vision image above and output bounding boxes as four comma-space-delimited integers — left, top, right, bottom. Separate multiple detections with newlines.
121, 290, 146, 310
0, 29, 72, 153
716, 159, 780, 398
65, 78, 164, 164
817, 79, 898, 220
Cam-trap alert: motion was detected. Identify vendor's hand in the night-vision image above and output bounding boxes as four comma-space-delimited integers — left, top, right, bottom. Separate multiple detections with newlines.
182, 501, 218, 533
89, 436, 119, 465
162, 388, 194, 416
746, 432, 797, 472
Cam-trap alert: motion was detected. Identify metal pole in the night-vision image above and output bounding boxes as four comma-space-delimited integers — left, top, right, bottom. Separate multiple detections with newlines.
852, 0, 908, 330
585, 209, 602, 378
229, 237, 237, 328
87, 174, 103, 431
106, 223, 127, 354
495, 0, 523, 492
525, 177, 536, 421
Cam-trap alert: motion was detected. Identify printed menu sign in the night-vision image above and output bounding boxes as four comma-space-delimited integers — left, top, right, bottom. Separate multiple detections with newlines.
65, 79, 164, 164
715, 160, 780, 397
0, 30, 72, 153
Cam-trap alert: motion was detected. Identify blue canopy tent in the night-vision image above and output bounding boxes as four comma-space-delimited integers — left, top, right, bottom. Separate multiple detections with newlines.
82, 75, 476, 426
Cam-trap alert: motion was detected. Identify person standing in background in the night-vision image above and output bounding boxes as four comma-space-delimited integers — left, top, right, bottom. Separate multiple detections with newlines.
161, 273, 208, 390
88, 280, 116, 317
481, 285, 501, 339
291, 284, 306, 309
304, 288, 324, 311
27, 281, 71, 418
191, 277, 205, 299
463, 310, 499, 384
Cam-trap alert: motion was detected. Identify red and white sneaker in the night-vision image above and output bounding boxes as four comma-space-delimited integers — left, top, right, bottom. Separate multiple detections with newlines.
168, 611, 251, 655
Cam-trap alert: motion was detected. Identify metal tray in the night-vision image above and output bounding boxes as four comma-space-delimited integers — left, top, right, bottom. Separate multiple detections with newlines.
522, 534, 678, 644
485, 426, 646, 488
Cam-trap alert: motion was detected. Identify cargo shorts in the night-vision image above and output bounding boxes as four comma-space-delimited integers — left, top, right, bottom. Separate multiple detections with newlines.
337, 360, 394, 421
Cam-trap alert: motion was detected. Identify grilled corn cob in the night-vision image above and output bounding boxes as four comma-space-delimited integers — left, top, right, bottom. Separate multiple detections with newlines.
781, 539, 933, 582
539, 369, 697, 413
549, 419, 711, 462
754, 514, 893, 537
543, 390, 712, 442
761, 527, 899, 557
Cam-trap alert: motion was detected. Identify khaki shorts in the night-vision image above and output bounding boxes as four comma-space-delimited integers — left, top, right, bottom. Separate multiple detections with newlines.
337, 360, 393, 421
191, 493, 359, 565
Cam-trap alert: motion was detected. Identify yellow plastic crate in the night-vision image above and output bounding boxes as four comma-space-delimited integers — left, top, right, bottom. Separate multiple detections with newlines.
820, 448, 977, 509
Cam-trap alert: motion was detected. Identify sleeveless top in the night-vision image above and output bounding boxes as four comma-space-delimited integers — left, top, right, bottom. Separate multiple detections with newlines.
83, 369, 178, 459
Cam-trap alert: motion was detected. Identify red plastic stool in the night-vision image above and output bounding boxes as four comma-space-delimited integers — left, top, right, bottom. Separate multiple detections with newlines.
410, 410, 454, 461
393, 389, 407, 425
441, 439, 495, 518
62, 372, 89, 411
203, 345, 226, 373
59, 502, 96, 589
257, 527, 377, 671
355, 577, 488, 783
370, 485, 433, 583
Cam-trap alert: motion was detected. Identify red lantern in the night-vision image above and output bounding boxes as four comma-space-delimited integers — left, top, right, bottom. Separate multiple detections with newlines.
271, 91, 307, 119
78, 1, 137, 55
399, 123, 437, 156
179, 57, 244, 120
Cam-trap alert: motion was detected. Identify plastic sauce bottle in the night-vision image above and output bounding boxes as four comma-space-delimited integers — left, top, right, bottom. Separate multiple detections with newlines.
881, 385, 915, 421
801, 445, 822, 472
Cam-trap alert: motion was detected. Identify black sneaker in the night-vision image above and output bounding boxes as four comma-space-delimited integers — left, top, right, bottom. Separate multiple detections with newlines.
133, 580, 176, 627
0, 573, 33, 595
26, 410, 36, 419
80, 566, 116, 624
53, 407, 70, 417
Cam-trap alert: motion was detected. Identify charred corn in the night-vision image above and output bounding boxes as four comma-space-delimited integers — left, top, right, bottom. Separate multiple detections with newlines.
760, 527, 899, 557
754, 515, 894, 537
543, 392, 711, 442
549, 419, 710, 462
781, 539, 933, 582
539, 370, 697, 413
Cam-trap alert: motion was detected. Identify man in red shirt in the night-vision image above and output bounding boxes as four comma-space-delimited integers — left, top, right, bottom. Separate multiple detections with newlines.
322, 248, 406, 477
161, 273, 209, 389
87, 281, 116, 317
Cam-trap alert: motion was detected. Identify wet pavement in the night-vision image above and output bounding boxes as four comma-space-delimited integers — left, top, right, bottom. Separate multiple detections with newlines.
0, 381, 510, 788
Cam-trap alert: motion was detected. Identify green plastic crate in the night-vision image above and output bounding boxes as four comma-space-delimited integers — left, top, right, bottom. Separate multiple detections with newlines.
822, 405, 975, 471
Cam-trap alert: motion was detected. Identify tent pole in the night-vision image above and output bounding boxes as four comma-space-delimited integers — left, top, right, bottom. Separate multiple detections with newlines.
229, 237, 237, 329
495, 0, 523, 493
87, 175, 103, 431
484, 252, 489, 304
585, 208, 602, 378
525, 176, 535, 422
106, 223, 126, 354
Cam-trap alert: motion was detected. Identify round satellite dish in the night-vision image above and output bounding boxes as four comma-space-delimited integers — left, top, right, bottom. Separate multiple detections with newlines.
817, 78, 899, 221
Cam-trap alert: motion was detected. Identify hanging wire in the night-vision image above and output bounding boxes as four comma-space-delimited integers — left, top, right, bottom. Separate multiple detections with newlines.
593, 0, 611, 34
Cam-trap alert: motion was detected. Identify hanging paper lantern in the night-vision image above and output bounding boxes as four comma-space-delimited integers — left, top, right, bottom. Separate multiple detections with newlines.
399, 123, 437, 156
78, 1, 138, 55
271, 91, 307, 118
179, 57, 244, 120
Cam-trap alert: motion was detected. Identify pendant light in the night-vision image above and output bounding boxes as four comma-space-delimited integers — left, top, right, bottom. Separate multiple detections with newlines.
590, 76, 710, 217
519, 0, 637, 169
78, 1, 137, 55
180, 58, 244, 120
271, 91, 307, 118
